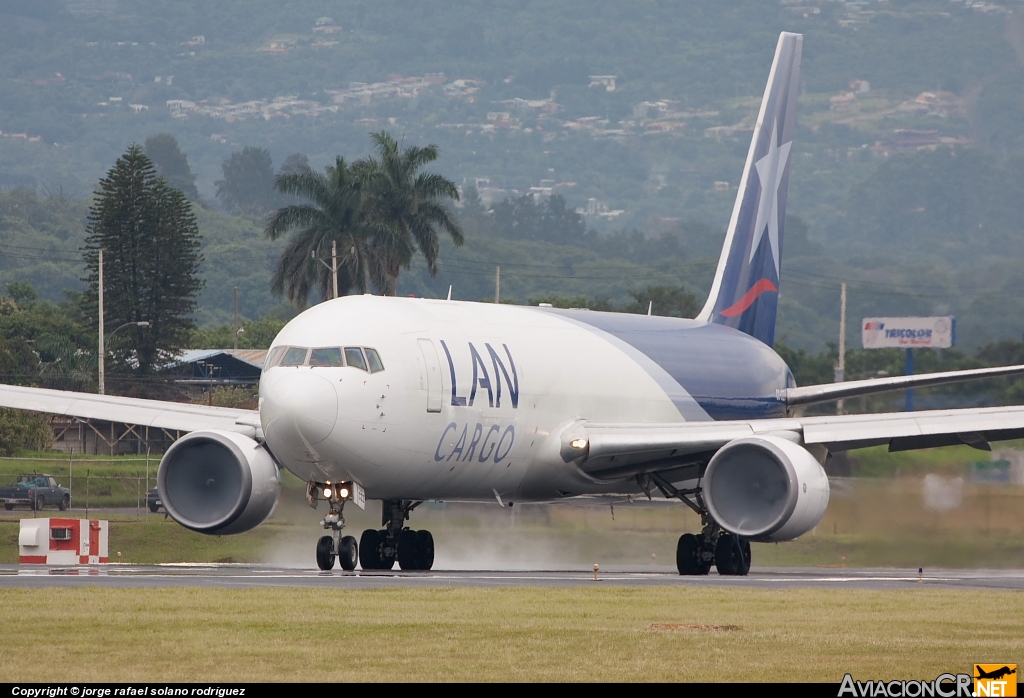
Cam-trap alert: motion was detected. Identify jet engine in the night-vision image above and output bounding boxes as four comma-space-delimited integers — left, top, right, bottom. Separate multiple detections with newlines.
702, 434, 829, 542
157, 429, 280, 535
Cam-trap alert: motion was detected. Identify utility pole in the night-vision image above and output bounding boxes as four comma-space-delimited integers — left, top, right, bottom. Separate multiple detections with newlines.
495, 266, 501, 304
311, 245, 339, 300
98, 250, 105, 395
905, 348, 914, 412
331, 240, 339, 300
836, 282, 846, 414
233, 286, 239, 350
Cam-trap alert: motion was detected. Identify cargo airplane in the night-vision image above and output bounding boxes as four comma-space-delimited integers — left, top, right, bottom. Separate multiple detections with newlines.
5, 32, 1024, 574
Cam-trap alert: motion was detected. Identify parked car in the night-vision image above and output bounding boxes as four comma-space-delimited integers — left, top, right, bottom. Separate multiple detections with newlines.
1, 473, 71, 511
147, 487, 164, 513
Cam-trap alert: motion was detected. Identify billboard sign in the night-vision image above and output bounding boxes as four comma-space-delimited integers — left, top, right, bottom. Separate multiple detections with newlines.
862, 316, 955, 349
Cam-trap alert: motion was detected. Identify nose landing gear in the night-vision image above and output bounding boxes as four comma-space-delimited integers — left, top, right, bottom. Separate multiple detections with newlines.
307, 478, 363, 571
359, 499, 434, 571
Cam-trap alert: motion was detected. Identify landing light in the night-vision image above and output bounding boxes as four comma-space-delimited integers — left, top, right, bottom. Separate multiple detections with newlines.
338, 487, 350, 499
570, 438, 588, 450
323, 488, 332, 499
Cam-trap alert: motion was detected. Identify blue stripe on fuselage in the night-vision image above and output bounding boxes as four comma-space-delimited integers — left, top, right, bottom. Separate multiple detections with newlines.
537, 308, 792, 421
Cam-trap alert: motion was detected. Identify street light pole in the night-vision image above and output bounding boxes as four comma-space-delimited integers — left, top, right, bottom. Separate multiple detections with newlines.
98, 250, 105, 395
99, 320, 150, 396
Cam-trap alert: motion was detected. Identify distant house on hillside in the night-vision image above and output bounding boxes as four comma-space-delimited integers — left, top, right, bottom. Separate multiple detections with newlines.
830, 91, 858, 111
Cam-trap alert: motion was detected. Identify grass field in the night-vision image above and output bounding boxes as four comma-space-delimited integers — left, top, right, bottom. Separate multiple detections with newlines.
0, 587, 1019, 682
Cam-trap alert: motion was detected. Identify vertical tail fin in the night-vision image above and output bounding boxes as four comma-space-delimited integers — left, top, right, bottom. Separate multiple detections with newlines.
696, 32, 802, 347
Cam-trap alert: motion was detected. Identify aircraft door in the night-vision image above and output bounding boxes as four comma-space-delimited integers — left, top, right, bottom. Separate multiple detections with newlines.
418, 339, 443, 413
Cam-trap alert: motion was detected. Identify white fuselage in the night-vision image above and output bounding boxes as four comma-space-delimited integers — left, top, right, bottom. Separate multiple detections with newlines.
258, 295, 788, 502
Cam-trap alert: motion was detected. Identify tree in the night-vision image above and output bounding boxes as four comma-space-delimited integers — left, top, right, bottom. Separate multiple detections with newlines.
189, 315, 289, 349
144, 133, 199, 200
540, 195, 586, 244
0, 408, 53, 456
458, 185, 491, 237
623, 285, 700, 318
5, 281, 37, 306
356, 131, 464, 295
216, 146, 277, 215
492, 194, 541, 240
490, 193, 585, 244
527, 285, 697, 316
265, 157, 389, 306
279, 152, 310, 175
82, 145, 204, 397
0, 282, 94, 392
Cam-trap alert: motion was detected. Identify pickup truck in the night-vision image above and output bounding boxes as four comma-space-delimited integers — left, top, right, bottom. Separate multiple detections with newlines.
1, 473, 71, 511
147, 487, 164, 513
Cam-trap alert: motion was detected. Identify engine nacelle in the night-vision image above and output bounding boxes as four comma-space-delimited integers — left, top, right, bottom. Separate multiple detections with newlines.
703, 434, 829, 542
157, 429, 281, 535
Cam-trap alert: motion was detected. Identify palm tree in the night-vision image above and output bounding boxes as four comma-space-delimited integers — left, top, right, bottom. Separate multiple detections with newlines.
265, 157, 389, 306
356, 131, 464, 295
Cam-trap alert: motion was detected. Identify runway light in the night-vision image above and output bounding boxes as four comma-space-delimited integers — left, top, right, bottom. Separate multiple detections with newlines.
338, 487, 350, 499
323, 488, 332, 499
570, 438, 588, 449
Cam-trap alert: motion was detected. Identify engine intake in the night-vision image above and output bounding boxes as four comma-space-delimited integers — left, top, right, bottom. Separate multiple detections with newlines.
157, 429, 280, 535
703, 434, 829, 542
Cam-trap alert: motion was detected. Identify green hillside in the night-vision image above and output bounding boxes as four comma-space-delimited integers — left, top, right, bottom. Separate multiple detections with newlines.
3, 1, 1024, 350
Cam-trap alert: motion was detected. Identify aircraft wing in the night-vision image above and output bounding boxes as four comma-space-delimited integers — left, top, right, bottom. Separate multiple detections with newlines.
784, 364, 1024, 407
570, 405, 1024, 480
0, 383, 262, 438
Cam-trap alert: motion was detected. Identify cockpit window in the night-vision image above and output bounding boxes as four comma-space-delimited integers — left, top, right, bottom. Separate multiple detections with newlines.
365, 348, 384, 373
265, 346, 288, 369
281, 346, 309, 367
309, 347, 344, 367
266, 345, 383, 371
344, 347, 367, 371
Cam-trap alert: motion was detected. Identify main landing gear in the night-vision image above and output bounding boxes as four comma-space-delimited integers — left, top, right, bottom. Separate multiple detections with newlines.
645, 473, 751, 577
359, 499, 434, 571
675, 528, 750, 576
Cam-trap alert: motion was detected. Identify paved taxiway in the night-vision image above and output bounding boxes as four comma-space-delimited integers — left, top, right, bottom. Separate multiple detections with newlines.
1, 564, 1022, 590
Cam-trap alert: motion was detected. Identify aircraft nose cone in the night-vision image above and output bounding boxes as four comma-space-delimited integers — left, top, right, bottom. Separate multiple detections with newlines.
261, 372, 338, 448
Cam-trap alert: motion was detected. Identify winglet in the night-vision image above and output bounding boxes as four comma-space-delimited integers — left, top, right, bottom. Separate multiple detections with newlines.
696, 32, 802, 347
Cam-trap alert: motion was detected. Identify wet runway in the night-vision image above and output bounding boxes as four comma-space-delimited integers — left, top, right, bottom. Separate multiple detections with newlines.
1, 564, 1023, 590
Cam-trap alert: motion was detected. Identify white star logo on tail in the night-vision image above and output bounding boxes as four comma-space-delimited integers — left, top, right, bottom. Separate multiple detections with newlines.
749, 119, 792, 277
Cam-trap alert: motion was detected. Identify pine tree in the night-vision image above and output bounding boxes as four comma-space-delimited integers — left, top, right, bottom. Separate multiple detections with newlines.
82, 145, 204, 397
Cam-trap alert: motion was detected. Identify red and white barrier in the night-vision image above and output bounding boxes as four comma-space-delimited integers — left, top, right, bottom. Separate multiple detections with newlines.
19, 518, 109, 564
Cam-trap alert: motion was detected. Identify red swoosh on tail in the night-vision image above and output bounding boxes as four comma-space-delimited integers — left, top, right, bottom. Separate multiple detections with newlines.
720, 278, 778, 317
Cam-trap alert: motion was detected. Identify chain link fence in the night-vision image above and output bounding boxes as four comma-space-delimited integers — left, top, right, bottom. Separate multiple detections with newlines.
0, 454, 162, 519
